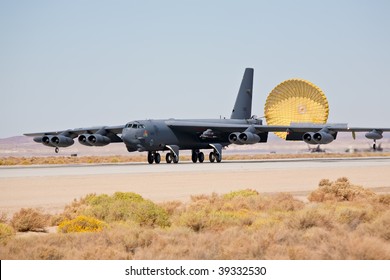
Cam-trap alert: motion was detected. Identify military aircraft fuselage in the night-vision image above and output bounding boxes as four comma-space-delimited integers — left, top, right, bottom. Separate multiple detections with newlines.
122, 118, 262, 152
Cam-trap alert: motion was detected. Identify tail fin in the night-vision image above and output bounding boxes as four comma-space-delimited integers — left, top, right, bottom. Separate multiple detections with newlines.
230, 68, 254, 119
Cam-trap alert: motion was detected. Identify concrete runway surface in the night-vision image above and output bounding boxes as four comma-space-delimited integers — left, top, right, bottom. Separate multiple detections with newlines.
1, 157, 390, 215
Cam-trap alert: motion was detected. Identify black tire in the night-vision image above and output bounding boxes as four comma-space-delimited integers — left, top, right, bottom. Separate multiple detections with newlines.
173, 155, 179, 164
209, 152, 215, 163
191, 152, 198, 163
198, 152, 204, 163
155, 153, 161, 164
216, 153, 222, 163
55, 147, 59, 153
166, 153, 172, 163
147, 152, 154, 164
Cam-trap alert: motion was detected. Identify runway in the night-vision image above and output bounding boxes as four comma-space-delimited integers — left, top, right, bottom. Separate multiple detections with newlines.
1, 157, 390, 215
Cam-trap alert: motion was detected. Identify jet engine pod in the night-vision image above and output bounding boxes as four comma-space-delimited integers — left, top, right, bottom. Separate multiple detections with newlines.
238, 132, 260, 144
302, 132, 317, 145
78, 134, 93, 146
228, 132, 242, 144
313, 131, 334, 144
365, 130, 383, 140
87, 134, 111, 146
50, 135, 75, 147
40, 135, 55, 147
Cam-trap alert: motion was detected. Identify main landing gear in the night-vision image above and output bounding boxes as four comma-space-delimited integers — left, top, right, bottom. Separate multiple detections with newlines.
191, 149, 221, 163
55, 147, 59, 153
147, 151, 179, 164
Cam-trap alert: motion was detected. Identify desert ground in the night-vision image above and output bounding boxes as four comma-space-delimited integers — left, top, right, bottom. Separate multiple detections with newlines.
1, 157, 390, 216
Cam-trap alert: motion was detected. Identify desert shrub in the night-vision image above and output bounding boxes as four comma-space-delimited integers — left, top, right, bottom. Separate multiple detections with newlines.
286, 208, 334, 230
359, 210, 390, 241
375, 194, 390, 206
58, 215, 107, 233
334, 204, 376, 229
308, 177, 375, 202
10, 208, 49, 232
159, 200, 183, 216
223, 189, 259, 200
60, 194, 94, 221
66, 192, 170, 228
0, 223, 14, 243
0, 211, 8, 223
266, 193, 305, 212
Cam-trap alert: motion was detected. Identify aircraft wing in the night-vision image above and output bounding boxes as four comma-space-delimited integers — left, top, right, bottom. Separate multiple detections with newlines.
24, 125, 125, 143
166, 120, 390, 143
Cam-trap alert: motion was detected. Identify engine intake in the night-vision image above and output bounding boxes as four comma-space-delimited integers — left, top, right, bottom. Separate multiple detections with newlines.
313, 131, 335, 144
87, 134, 111, 146
78, 134, 93, 146
50, 135, 74, 147
228, 132, 242, 144
302, 132, 317, 145
238, 132, 260, 144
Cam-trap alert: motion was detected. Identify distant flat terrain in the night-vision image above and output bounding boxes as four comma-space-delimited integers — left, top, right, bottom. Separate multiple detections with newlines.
1, 157, 390, 215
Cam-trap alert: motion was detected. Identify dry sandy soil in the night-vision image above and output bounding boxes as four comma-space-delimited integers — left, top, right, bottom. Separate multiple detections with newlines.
1, 158, 390, 216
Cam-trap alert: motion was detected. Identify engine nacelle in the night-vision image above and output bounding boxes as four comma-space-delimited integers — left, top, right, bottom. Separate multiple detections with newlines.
39, 136, 55, 147
302, 132, 317, 145
228, 132, 242, 145
87, 134, 111, 146
365, 130, 383, 140
50, 135, 75, 147
238, 132, 261, 144
313, 131, 334, 144
78, 134, 93, 146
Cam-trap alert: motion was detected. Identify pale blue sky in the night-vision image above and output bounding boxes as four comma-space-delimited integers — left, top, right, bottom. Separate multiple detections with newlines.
1, 0, 390, 138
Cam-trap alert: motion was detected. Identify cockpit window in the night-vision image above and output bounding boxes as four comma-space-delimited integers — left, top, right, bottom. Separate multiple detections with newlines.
126, 122, 144, 129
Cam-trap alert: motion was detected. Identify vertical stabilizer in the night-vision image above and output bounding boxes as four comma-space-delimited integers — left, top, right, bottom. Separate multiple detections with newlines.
230, 68, 254, 119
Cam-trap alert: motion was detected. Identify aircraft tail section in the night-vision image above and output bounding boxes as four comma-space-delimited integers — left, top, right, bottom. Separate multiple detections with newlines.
230, 68, 254, 119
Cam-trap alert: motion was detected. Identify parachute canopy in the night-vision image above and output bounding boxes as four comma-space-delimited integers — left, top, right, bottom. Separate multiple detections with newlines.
264, 79, 329, 139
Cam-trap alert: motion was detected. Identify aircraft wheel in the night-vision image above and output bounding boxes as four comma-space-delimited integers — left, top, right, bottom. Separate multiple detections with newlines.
147, 152, 154, 164
55, 147, 59, 153
191, 152, 198, 163
154, 153, 161, 164
198, 152, 204, 163
173, 155, 179, 164
166, 153, 172, 163
216, 153, 222, 163
209, 152, 215, 163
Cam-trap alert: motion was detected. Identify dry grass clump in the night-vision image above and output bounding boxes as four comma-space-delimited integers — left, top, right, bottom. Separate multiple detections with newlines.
173, 191, 304, 232
10, 208, 50, 232
308, 177, 376, 202
58, 216, 108, 233
0, 178, 389, 260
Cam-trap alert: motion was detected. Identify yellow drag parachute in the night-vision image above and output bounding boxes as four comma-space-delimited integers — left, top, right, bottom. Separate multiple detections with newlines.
264, 79, 329, 139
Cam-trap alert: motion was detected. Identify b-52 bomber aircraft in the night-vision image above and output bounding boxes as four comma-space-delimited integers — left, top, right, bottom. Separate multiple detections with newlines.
25, 68, 390, 164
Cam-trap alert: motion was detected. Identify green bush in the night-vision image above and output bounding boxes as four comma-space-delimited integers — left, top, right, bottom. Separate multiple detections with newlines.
74, 192, 170, 227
